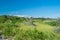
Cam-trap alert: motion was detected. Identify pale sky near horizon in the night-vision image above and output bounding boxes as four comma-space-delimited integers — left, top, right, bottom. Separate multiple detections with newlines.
0, 0, 60, 18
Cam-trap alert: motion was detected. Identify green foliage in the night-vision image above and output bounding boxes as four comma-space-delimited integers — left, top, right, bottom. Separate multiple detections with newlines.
14, 29, 56, 40
0, 15, 60, 40
45, 18, 60, 27
45, 21, 57, 26
0, 20, 19, 38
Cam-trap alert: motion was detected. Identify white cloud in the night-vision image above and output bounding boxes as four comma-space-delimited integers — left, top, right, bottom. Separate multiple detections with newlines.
13, 15, 31, 18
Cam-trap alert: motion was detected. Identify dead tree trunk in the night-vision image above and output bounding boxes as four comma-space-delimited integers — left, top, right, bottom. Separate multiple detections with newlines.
29, 17, 35, 26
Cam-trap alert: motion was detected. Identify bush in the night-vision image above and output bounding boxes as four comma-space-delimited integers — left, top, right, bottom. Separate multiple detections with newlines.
14, 28, 56, 40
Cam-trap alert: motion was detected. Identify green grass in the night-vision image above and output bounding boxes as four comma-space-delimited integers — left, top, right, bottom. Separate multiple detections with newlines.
0, 15, 59, 40
14, 22, 57, 40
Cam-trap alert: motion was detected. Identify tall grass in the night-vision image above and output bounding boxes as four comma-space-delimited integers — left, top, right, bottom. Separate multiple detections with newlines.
14, 22, 57, 40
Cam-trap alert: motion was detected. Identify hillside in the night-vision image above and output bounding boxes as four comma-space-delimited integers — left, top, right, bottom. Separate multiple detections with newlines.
0, 15, 60, 40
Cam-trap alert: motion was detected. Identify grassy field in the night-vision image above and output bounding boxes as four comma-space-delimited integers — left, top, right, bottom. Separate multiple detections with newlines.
14, 21, 58, 40
0, 15, 60, 40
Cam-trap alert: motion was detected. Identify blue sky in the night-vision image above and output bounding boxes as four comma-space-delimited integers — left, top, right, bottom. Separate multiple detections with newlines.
0, 0, 60, 18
